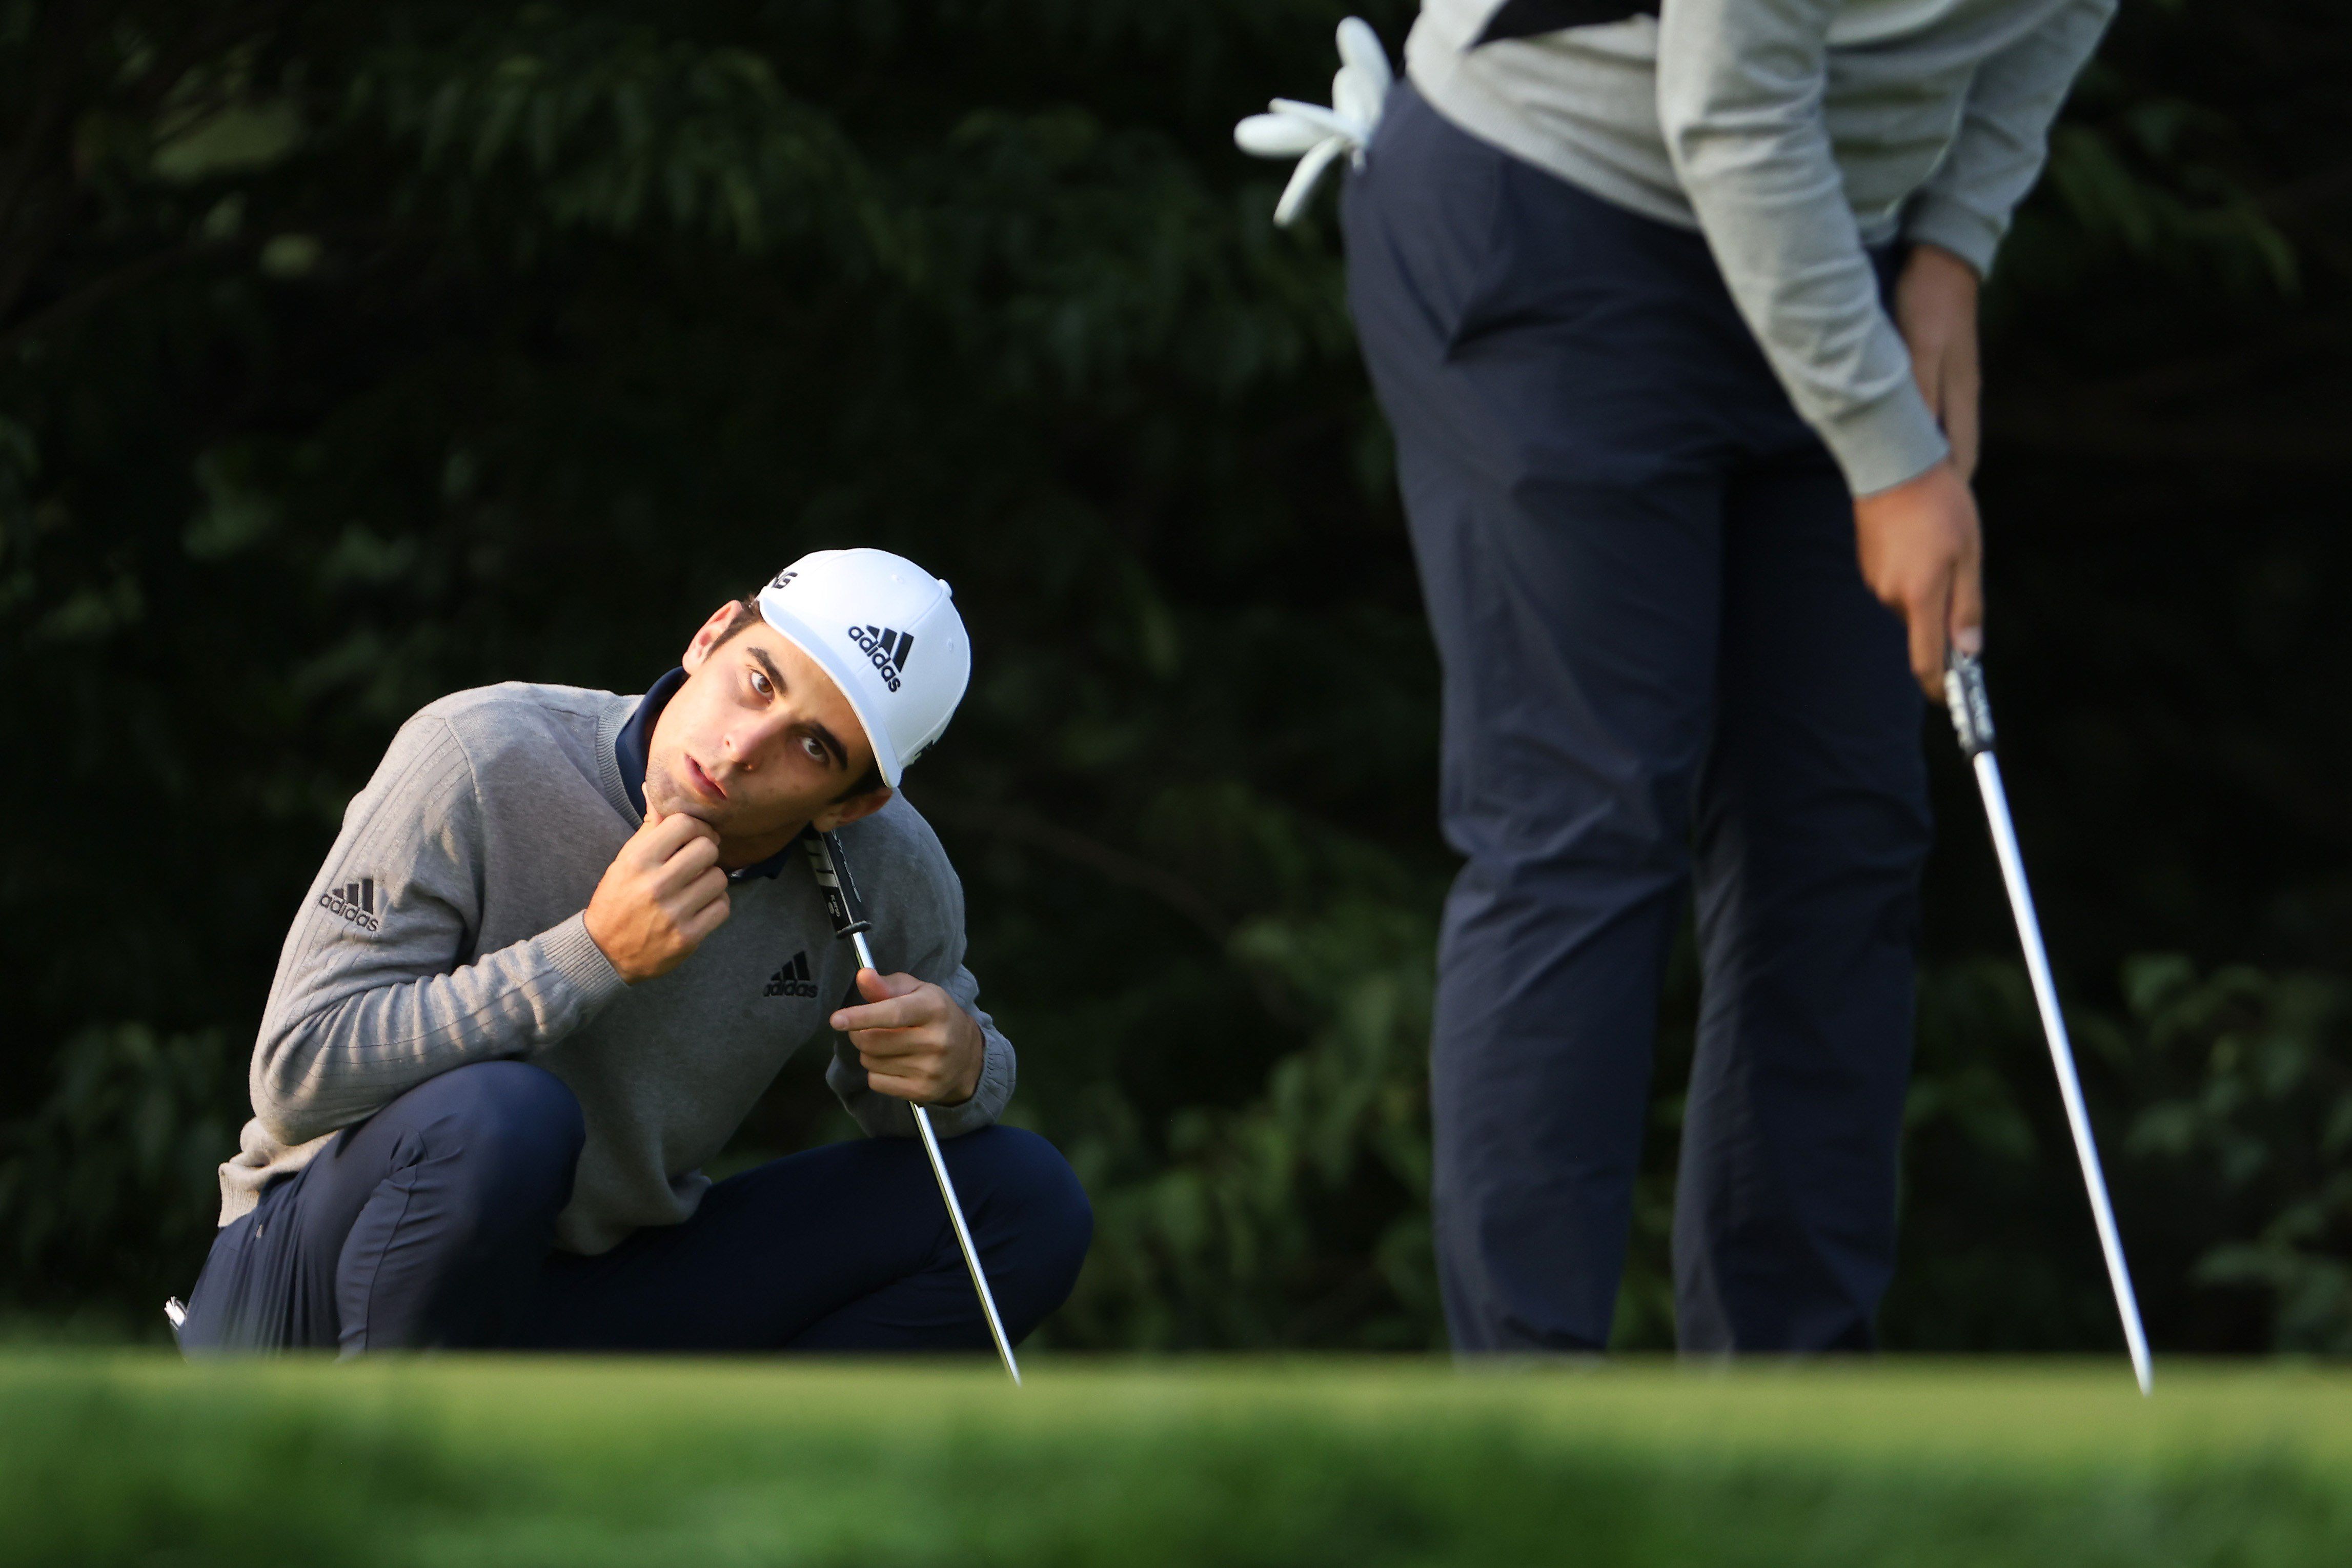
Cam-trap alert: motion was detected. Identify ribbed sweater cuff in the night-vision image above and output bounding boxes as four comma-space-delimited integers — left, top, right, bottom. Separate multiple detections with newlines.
542, 911, 630, 1013
1822, 382, 1952, 499
1902, 194, 2004, 280
920, 1028, 1016, 1137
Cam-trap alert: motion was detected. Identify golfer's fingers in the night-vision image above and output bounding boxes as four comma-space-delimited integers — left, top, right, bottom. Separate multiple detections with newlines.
634, 810, 714, 867
853, 1032, 929, 1071
855, 968, 922, 1004
834, 972, 929, 1031
858, 1035, 958, 1103
1948, 533, 1984, 661
641, 809, 708, 851
1910, 336, 1944, 420
1907, 576, 1953, 698
861, 1068, 936, 1103
1946, 366, 1981, 484
652, 833, 721, 892
677, 894, 732, 946
674, 866, 730, 923
831, 991, 934, 1034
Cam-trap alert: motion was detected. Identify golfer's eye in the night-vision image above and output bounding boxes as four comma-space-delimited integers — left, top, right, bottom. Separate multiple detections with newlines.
749, 668, 774, 699
801, 736, 828, 764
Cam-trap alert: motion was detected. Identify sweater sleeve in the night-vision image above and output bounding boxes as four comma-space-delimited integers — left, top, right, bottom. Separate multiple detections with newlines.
1901, 0, 2117, 277
1655, 0, 1949, 497
825, 817, 1016, 1140
249, 713, 629, 1146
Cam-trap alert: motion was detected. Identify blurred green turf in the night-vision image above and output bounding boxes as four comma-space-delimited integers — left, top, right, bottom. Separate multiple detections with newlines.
3, 1356, 2346, 1566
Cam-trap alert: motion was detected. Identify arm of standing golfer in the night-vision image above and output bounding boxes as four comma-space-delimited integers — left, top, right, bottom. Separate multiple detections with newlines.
1872, 245, 1986, 693
1868, 5, 2112, 691
252, 715, 642, 1146
1656, 0, 1982, 694
1657, 0, 1950, 497
1898, 0, 2117, 488
1901, 0, 2119, 288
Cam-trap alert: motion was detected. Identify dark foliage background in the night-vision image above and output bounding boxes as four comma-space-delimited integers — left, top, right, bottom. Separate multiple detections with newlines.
2, 0, 2347, 1352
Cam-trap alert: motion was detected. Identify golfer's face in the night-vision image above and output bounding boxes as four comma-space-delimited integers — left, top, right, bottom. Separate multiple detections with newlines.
648, 613, 879, 836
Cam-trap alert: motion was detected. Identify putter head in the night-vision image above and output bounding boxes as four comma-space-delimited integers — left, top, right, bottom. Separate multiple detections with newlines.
1944, 650, 1996, 757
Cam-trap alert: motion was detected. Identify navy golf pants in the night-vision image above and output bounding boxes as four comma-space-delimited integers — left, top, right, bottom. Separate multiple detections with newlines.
1344, 83, 1932, 1354
178, 1061, 1094, 1354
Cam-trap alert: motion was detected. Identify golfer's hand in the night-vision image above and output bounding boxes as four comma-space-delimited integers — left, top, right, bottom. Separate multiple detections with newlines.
584, 805, 731, 983
1854, 460, 1983, 698
1895, 243, 1982, 482
831, 969, 984, 1106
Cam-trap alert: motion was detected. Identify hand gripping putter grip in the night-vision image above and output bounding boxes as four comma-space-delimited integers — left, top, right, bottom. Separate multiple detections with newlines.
1945, 652, 2153, 1395
802, 829, 1022, 1385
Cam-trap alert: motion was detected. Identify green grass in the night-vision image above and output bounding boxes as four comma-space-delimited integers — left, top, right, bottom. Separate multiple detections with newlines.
4, 1356, 2347, 1566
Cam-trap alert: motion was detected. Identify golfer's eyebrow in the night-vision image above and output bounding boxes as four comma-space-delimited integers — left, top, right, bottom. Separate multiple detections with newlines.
744, 647, 849, 768
802, 721, 848, 771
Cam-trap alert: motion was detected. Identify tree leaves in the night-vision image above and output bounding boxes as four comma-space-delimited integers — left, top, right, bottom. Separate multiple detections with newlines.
1, 0, 2348, 1353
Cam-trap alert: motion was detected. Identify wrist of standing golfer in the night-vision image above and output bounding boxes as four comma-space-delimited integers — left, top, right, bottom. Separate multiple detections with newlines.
1853, 459, 1983, 698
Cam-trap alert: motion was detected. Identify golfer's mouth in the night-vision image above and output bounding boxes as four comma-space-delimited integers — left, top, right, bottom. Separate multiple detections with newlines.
682, 756, 729, 803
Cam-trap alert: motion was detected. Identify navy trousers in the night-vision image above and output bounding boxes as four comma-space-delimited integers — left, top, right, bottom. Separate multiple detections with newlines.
178, 1061, 1093, 1354
1344, 84, 1932, 1353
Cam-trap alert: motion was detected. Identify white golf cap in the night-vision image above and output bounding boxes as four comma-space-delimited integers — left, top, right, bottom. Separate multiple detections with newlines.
754, 548, 970, 788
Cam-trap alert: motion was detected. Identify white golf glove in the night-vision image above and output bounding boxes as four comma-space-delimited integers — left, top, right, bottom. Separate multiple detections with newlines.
1232, 17, 1392, 227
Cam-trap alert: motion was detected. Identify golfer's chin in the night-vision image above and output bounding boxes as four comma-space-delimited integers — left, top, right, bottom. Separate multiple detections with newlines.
641, 776, 722, 828
646, 779, 806, 845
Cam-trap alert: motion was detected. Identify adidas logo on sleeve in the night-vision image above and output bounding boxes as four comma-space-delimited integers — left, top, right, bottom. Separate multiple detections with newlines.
764, 950, 819, 999
319, 877, 382, 932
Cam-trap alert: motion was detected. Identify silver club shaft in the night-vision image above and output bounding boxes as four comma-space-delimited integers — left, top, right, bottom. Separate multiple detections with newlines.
851, 928, 1022, 1385
1971, 752, 2153, 1396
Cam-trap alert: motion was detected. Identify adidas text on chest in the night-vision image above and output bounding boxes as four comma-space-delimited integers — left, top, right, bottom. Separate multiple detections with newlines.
764, 951, 819, 999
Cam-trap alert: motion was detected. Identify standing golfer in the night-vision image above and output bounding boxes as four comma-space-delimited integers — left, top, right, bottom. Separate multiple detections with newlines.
177, 548, 1092, 1353
1344, 1, 2113, 1351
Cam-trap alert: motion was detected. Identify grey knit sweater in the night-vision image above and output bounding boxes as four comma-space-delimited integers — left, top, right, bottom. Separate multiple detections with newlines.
1406, 0, 2116, 496
218, 681, 1015, 1255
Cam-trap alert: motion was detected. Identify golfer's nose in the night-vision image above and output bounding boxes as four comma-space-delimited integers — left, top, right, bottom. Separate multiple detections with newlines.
724, 710, 795, 769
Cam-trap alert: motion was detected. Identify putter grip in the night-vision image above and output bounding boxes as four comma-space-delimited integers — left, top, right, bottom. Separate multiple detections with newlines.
801, 829, 874, 941
1944, 651, 1996, 757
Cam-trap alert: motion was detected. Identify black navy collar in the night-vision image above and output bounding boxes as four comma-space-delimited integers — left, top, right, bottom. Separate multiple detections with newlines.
615, 667, 794, 883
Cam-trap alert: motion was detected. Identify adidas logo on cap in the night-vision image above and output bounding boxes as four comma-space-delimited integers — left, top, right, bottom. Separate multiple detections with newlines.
756, 547, 971, 788
846, 624, 915, 693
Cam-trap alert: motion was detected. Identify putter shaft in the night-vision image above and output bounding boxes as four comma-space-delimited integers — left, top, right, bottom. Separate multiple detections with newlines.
807, 828, 1021, 1384
850, 927, 1023, 1386
1949, 656, 2152, 1396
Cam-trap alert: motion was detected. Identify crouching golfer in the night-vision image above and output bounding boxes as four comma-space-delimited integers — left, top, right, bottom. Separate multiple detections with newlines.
178, 548, 1091, 1353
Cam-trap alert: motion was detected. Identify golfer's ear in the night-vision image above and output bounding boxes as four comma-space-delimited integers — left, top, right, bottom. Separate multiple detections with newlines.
812, 784, 893, 833
681, 602, 739, 670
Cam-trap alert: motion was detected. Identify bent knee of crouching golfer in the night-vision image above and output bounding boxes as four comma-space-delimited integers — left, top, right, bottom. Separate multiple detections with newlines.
409, 1061, 587, 1228
180, 1061, 585, 1355
958, 1125, 1094, 1337
327, 1062, 585, 1352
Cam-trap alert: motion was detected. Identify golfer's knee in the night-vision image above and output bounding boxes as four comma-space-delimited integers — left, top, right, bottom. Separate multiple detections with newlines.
967, 1127, 1092, 1323
419, 1061, 584, 1221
